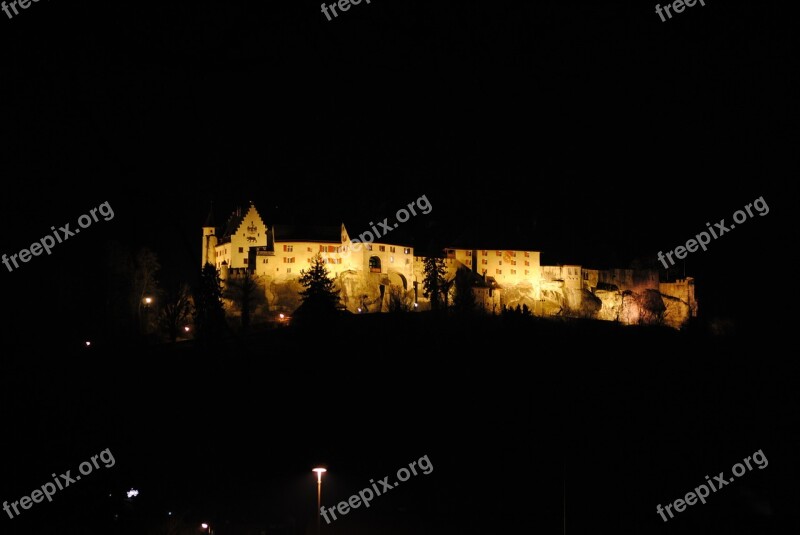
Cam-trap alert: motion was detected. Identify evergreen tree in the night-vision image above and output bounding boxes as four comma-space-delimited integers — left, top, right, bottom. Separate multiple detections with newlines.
193, 264, 227, 342
298, 254, 341, 313
453, 266, 477, 312
422, 257, 447, 310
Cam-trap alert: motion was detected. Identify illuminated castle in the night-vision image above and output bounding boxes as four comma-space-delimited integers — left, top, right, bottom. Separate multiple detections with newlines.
202, 202, 697, 327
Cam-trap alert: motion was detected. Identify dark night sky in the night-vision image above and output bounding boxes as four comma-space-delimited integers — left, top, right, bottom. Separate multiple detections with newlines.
0, 2, 792, 348
2, 0, 793, 281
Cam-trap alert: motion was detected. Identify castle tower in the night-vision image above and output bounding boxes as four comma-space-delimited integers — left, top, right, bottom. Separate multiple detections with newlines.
201, 203, 217, 267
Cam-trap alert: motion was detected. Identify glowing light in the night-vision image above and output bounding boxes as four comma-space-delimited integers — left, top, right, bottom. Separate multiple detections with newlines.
184, 325, 190, 332
144, 297, 152, 304
279, 313, 285, 319
85, 341, 91, 347
313, 467, 327, 483
357, 307, 362, 312
413, 302, 418, 308
127, 489, 139, 498
201, 523, 209, 529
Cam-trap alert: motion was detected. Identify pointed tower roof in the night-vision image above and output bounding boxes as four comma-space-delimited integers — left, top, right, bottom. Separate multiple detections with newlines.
203, 201, 215, 228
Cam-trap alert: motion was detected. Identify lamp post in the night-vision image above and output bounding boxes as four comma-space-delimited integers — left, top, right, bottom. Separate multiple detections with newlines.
312, 467, 327, 535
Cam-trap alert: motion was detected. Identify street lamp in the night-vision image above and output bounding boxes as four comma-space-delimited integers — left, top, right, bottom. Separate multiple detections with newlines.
312, 467, 327, 535
201, 522, 211, 534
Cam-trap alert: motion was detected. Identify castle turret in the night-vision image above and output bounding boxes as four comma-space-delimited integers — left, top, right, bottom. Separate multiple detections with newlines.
202, 203, 217, 267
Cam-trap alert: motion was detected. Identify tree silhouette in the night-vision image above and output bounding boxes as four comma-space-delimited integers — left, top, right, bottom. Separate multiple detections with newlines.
193, 264, 227, 343
133, 247, 160, 336
158, 284, 192, 343
453, 266, 477, 312
298, 254, 341, 314
224, 270, 266, 332
422, 257, 447, 310
388, 285, 413, 313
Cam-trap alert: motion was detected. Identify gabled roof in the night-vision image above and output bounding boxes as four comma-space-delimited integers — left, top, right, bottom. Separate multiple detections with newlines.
221, 206, 247, 239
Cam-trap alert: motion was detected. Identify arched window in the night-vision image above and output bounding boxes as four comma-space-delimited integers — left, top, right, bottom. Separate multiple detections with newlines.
369, 256, 381, 273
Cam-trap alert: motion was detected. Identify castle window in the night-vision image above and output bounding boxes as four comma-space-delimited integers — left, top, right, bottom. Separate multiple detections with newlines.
511, 260, 516, 266
239, 247, 244, 253
284, 245, 293, 252
499, 261, 502, 265
308, 247, 312, 252
263, 259, 268, 264
496, 269, 502, 274
243, 258, 248, 265
367, 245, 373, 251
482, 259, 488, 265
404, 248, 411, 254
390, 246, 396, 253
482, 250, 488, 256
369, 256, 381, 273
496, 251, 502, 256
525, 260, 530, 266
287, 268, 291, 273
510, 269, 516, 274
524, 252, 530, 257
379, 245, 386, 252
466, 250, 472, 256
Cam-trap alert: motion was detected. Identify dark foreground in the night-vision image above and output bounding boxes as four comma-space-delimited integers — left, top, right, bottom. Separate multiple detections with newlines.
2, 313, 796, 534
